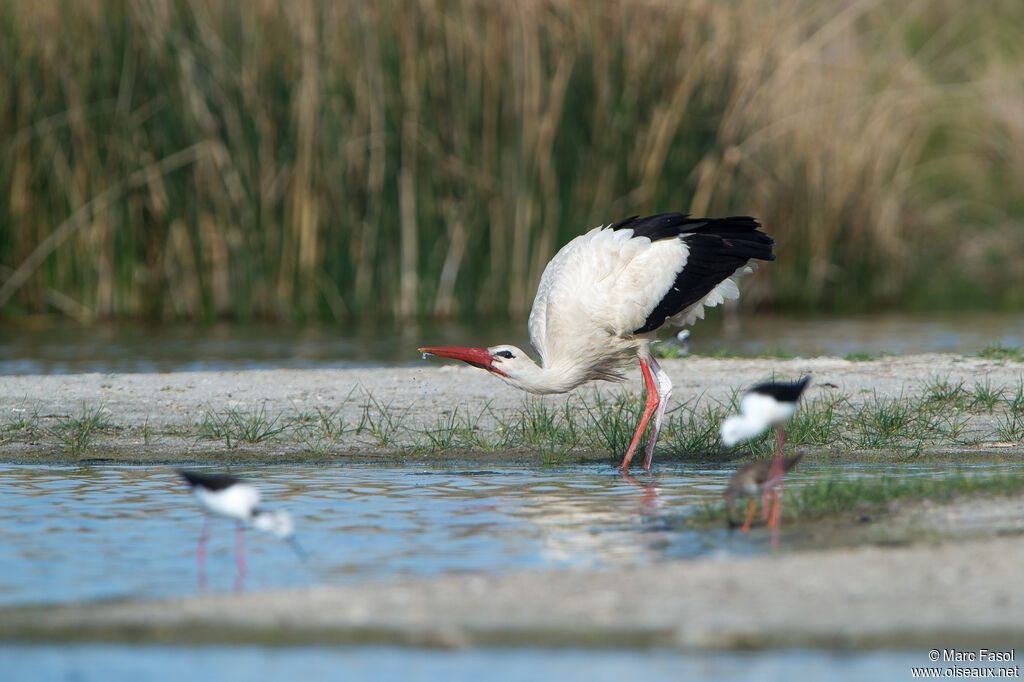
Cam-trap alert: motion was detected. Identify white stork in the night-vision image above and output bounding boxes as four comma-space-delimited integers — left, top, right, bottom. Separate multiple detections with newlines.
419, 213, 775, 471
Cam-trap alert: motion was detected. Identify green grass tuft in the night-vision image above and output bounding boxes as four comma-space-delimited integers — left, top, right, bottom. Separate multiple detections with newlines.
787, 395, 847, 447
852, 393, 924, 450
578, 392, 641, 455
996, 383, 1024, 442
922, 377, 969, 409
968, 379, 1005, 413
199, 404, 287, 448
49, 403, 112, 454
786, 472, 1024, 520
664, 397, 729, 456
694, 471, 1024, 525
355, 393, 411, 449
288, 406, 350, 454
413, 408, 465, 453
977, 345, 1024, 362
2, 405, 42, 444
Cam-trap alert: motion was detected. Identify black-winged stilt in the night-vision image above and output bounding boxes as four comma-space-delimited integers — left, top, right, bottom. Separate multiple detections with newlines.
720, 376, 811, 545
720, 376, 811, 452
176, 469, 305, 587
420, 213, 774, 472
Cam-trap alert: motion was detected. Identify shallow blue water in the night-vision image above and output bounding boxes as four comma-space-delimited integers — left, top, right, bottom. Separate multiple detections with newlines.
0, 643, 924, 682
2, 462, 1017, 680
0, 463, 734, 605
2, 462, 1019, 606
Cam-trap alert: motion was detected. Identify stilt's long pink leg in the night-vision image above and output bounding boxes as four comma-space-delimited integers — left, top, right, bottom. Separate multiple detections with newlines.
767, 432, 789, 547
741, 498, 757, 533
234, 524, 247, 592
769, 486, 782, 547
774, 425, 786, 475
620, 358, 659, 472
197, 515, 210, 590
763, 426, 787, 520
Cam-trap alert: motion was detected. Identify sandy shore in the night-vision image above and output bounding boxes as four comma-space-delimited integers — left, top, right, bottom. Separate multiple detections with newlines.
1, 353, 1022, 462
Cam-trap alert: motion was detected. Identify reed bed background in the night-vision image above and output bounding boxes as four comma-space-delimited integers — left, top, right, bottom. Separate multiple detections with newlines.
2, 0, 1022, 324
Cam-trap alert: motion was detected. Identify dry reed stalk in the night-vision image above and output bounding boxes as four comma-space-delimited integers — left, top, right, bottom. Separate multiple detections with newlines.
398, 16, 421, 319
1, 0, 1022, 322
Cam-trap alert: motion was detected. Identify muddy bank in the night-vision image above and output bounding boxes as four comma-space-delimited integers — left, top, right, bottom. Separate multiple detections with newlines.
1, 354, 1021, 463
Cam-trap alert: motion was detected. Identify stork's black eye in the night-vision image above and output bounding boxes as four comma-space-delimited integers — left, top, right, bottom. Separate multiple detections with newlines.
495, 350, 514, 359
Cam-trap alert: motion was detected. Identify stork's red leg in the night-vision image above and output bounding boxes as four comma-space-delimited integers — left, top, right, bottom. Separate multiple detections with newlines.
642, 356, 673, 471
620, 358, 659, 472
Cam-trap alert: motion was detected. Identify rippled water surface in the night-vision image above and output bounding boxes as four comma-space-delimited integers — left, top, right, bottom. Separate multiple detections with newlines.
0, 463, 719, 605
3, 461, 1017, 681
3, 461, 1020, 606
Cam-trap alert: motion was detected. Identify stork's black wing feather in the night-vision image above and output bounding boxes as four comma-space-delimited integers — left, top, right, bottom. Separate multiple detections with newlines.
611, 213, 774, 334
176, 469, 242, 491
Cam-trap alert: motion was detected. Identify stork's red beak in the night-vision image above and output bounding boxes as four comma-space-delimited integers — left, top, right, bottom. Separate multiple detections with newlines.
418, 346, 508, 377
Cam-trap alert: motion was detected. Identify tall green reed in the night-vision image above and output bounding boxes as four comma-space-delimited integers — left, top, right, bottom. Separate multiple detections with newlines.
2, 0, 1023, 323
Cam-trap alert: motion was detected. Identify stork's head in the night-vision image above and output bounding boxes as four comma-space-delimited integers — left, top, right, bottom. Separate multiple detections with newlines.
418, 344, 543, 389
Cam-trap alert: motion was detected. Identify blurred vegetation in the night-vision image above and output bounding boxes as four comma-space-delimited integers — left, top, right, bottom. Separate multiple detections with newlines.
2, 0, 1023, 324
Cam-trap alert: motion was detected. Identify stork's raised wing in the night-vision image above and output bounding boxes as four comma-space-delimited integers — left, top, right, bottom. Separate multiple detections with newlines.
527, 213, 773, 367
612, 214, 774, 333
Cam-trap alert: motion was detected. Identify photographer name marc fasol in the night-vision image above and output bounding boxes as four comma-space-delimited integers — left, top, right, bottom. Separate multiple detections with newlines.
943, 650, 1016, 663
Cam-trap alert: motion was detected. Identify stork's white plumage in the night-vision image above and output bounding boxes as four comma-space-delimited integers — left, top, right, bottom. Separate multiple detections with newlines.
420, 213, 775, 471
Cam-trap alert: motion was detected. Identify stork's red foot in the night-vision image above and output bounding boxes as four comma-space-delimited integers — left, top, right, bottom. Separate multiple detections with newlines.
619, 357, 660, 472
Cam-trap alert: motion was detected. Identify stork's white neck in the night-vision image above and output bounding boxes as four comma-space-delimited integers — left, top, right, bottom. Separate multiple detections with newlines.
494, 346, 634, 395
495, 361, 592, 395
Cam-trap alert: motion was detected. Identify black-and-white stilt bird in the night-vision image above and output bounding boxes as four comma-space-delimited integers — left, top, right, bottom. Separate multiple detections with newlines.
720, 376, 811, 456
720, 376, 811, 545
419, 213, 774, 471
176, 469, 305, 586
